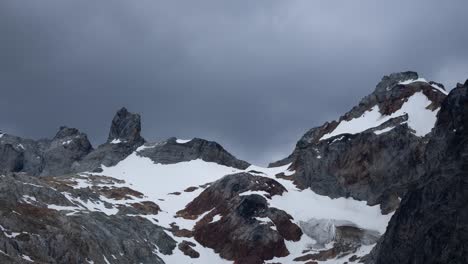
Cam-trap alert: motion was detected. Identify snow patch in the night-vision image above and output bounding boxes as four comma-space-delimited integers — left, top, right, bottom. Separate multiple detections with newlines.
374, 126, 396, 135
21, 255, 33, 262
110, 138, 123, 144
210, 214, 222, 223
399, 77, 448, 95
321, 92, 439, 140
239, 190, 270, 197
176, 139, 192, 144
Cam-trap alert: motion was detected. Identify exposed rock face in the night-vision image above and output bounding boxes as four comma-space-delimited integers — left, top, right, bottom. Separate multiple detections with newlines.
177, 173, 301, 264
40, 126, 93, 176
72, 108, 145, 173
270, 72, 446, 213
138, 137, 250, 169
107, 107, 145, 145
0, 134, 49, 176
0, 173, 176, 264
368, 81, 468, 264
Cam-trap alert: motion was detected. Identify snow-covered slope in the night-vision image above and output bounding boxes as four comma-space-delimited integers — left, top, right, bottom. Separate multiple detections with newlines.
46, 146, 392, 263
320, 91, 439, 140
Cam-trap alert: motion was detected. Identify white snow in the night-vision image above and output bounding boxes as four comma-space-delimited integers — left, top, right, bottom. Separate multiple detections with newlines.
17, 144, 25, 150
176, 139, 192, 144
254, 216, 272, 225
64, 148, 395, 263
321, 92, 439, 140
374, 126, 396, 135
239, 190, 270, 198
110, 138, 122, 144
399, 77, 448, 95
246, 163, 392, 263
0, 133, 4, 138
0, 225, 21, 238
210, 214, 222, 223
21, 255, 33, 262
62, 140, 73, 145
95, 154, 243, 263
21, 195, 37, 204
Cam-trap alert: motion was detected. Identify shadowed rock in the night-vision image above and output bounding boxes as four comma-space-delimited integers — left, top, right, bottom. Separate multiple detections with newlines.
367, 80, 468, 264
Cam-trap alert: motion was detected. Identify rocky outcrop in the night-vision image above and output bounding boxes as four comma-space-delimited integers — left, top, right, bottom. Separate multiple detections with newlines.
0, 134, 49, 176
72, 108, 145, 173
107, 107, 145, 145
367, 81, 468, 264
0, 172, 176, 264
177, 173, 301, 264
270, 71, 446, 213
40, 126, 93, 176
138, 137, 250, 169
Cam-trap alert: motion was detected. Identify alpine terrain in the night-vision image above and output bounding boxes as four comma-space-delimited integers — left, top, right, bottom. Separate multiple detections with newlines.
0, 71, 467, 264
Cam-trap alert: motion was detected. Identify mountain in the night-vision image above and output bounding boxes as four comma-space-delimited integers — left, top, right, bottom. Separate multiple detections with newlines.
270, 71, 447, 213
0, 71, 466, 264
366, 80, 468, 264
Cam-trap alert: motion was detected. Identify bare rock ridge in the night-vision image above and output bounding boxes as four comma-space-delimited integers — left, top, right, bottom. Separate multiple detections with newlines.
270, 71, 447, 213
0, 107, 249, 175
137, 137, 250, 170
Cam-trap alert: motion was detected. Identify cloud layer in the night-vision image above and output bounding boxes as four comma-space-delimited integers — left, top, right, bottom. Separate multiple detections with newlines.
1, 0, 467, 164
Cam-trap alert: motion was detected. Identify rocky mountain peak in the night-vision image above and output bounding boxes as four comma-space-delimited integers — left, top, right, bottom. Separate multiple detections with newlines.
374, 71, 419, 94
367, 79, 468, 264
53, 126, 82, 139
107, 107, 144, 144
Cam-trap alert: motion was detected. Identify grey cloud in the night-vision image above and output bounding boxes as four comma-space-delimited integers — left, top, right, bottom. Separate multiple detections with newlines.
0, 0, 467, 165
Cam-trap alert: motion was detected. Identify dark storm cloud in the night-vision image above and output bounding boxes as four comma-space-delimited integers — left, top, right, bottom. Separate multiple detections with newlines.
1, 0, 467, 164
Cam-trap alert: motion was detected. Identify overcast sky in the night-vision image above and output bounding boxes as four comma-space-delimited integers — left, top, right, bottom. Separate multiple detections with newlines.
1, 0, 467, 165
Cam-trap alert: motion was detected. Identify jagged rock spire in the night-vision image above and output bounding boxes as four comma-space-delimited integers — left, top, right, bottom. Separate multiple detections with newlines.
107, 107, 144, 144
